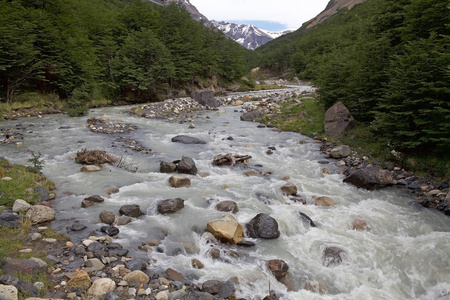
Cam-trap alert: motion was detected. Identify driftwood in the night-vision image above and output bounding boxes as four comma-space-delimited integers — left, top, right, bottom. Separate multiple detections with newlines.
212, 154, 252, 166
75, 149, 118, 165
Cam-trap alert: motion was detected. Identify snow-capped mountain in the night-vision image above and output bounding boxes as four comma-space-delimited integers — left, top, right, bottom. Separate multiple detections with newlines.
211, 20, 293, 50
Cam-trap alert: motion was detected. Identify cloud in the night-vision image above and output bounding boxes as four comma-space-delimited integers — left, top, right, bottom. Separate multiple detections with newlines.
190, 0, 330, 29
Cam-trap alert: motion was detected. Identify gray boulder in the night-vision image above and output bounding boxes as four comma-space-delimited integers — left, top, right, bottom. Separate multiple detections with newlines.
324, 102, 356, 138
240, 110, 264, 122
26, 205, 56, 224
330, 145, 351, 158
246, 213, 280, 239
119, 204, 143, 218
191, 90, 221, 107
171, 135, 207, 145
344, 167, 394, 190
100, 210, 116, 225
157, 198, 185, 214
177, 156, 197, 175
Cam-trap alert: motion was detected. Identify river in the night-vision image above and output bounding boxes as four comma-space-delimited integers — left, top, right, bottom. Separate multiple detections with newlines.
1, 86, 449, 300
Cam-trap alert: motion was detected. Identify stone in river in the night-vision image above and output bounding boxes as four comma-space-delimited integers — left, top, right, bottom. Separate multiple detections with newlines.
160, 160, 177, 173
157, 198, 185, 214
246, 213, 280, 239
207, 215, 243, 244
169, 175, 191, 188
215, 200, 239, 214
171, 135, 207, 144
177, 156, 197, 175
323, 246, 347, 267
119, 204, 143, 218
99, 210, 115, 225
343, 167, 393, 190
281, 183, 297, 196
267, 259, 290, 280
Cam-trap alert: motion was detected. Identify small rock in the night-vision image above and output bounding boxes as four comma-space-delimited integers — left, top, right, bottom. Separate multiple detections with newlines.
215, 201, 239, 214
314, 196, 335, 207
192, 258, 204, 269
330, 145, 351, 158
66, 270, 91, 291
244, 169, 259, 176
352, 218, 368, 231
119, 204, 143, 218
281, 183, 297, 196
12, 199, 31, 213
100, 210, 116, 225
123, 270, 149, 284
169, 175, 191, 188
157, 198, 185, 214
323, 246, 346, 267
106, 186, 119, 195
70, 221, 87, 231
160, 161, 177, 173
155, 290, 169, 300
267, 259, 290, 280
87, 278, 116, 297
165, 268, 184, 281
80, 165, 102, 172
207, 215, 243, 244
26, 205, 56, 224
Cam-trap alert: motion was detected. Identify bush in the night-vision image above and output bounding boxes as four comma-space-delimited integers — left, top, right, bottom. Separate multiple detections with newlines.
67, 106, 89, 117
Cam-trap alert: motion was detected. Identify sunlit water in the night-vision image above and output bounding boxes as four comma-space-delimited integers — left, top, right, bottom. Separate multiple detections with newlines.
1, 86, 449, 300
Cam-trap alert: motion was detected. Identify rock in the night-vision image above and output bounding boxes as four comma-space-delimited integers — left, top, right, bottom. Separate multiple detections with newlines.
314, 196, 335, 207
324, 102, 356, 138
0, 274, 38, 297
344, 167, 394, 190
157, 198, 185, 214
2, 259, 42, 276
246, 213, 280, 239
202, 280, 235, 298
207, 215, 243, 244
165, 268, 184, 281
81, 200, 95, 208
330, 145, 351, 158
0, 211, 23, 228
66, 270, 91, 291
171, 135, 207, 145
12, 199, 31, 213
70, 221, 86, 231
352, 218, 368, 230
84, 195, 104, 203
100, 225, 119, 236
117, 216, 132, 225
215, 201, 239, 214
126, 258, 146, 271
25, 205, 55, 224
267, 259, 290, 280
297, 211, 316, 227
100, 210, 116, 225
201, 280, 220, 294
160, 161, 177, 173
80, 165, 102, 172
0, 284, 18, 300
304, 281, 327, 294
323, 246, 347, 267
169, 175, 191, 188
87, 278, 116, 297
290, 197, 306, 204
240, 110, 264, 122
209, 248, 221, 259
182, 292, 215, 300
177, 156, 197, 175
123, 270, 149, 284
106, 186, 119, 195
119, 204, 143, 218
281, 183, 297, 196
85, 258, 105, 271
244, 169, 259, 176
192, 258, 205, 269
191, 90, 221, 107
155, 290, 169, 300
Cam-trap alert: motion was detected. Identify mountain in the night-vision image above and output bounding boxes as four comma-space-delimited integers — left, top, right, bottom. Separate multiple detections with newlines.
306, 0, 366, 28
148, 0, 210, 24
211, 20, 293, 50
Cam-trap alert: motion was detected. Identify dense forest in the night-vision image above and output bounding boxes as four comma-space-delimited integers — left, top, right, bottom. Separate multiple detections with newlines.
257, 0, 449, 155
0, 0, 251, 106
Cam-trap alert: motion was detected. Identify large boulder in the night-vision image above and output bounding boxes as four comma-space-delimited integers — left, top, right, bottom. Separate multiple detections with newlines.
191, 90, 221, 107
324, 102, 356, 138
330, 145, 351, 158
177, 156, 197, 175
240, 110, 264, 122
207, 215, 243, 244
157, 198, 185, 214
171, 135, 207, 145
344, 167, 394, 190
119, 204, 143, 218
26, 205, 55, 224
246, 213, 280, 239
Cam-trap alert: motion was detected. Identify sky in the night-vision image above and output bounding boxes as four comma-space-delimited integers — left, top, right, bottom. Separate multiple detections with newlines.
189, 0, 330, 31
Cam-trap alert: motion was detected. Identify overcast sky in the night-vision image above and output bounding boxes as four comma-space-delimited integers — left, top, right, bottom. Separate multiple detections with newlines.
189, 0, 330, 31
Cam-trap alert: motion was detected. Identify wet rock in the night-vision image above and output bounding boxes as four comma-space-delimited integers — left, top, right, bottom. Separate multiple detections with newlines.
267, 259, 290, 280
171, 135, 207, 145
80, 165, 102, 172
237, 240, 256, 247
324, 102, 356, 138
169, 175, 191, 188
34, 186, 50, 202
177, 156, 197, 175
165, 268, 184, 281
66, 270, 91, 291
304, 281, 327, 295
201, 280, 235, 298
297, 211, 316, 227
2, 259, 43, 276
70, 220, 87, 231
117, 216, 132, 225
192, 258, 205, 269
119, 204, 143, 218
352, 218, 368, 230
87, 278, 116, 297
314, 196, 335, 207
0, 284, 18, 300
158, 198, 185, 214
101, 225, 120, 236
81, 199, 96, 208
323, 246, 347, 267
246, 213, 280, 239
126, 258, 147, 271
12, 199, 31, 213
123, 270, 149, 284
344, 167, 394, 190
160, 161, 177, 173
182, 292, 214, 300
244, 169, 259, 176
281, 183, 297, 196
240, 110, 264, 122
215, 200, 239, 214
209, 248, 221, 259
25, 205, 55, 224
156, 290, 169, 300
84, 195, 105, 203
330, 145, 351, 158
106, 186, 119, 195
99, 210, 116, 225
290, 196, 306, 204
207, 215, 243, 244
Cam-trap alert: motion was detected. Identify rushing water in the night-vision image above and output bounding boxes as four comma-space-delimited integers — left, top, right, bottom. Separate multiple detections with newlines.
1, 86, 449, 300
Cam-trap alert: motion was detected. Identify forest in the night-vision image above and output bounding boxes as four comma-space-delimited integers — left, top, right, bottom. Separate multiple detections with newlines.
0, 0, 250, 106
257, 0, 449, 155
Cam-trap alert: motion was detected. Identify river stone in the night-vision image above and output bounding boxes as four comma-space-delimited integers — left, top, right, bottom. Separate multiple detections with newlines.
201, 280, 221, 294
0, 284, 18, 300
177, 156, 197, 175
171, 135, 207, 145
344, 167, 394, 190
352, 218, 368, 230
314, 196, 335, 207
119, 204, 143, 217
2, 259, 42, 276
100, 210, 115, 225
244, 169, 259, 176
106, 186, 119, 195
215, 201, 239, 214
0, 211, 23, 228
126, 258, 146, 271
101, 225, 120, 236
26, 205, 55, 224
267, 259, 290, 280
192, 258, 205, 269
330, 145, 351, 158
0, 275, 38, 297
70, 220, 86, 231
157, 198, 185, 214
160, 161, 177, 173
246, 213, 280, 239
323, 246, 347, 267
169, 289, 186, 300
165, 268, 184, 281
155, 290, 169, 300
240, 110, 264, 122
84, 195, 104, 203
297, 211, 316, 228
80, 165, 102, 172
117, 216, 132, 226
169, 175, 191, 188
324, 102, 356, 138
281, 183, 297, 196
182, 292, 214, 300
66, 270, 91, 291
207, 215, 243, 244
81, 200, 95, 208
86, 258, 105, 271
123, 270, 149, 284
87, 278, 116, 297
12, 199, 31, 213
217, 281, 236, 298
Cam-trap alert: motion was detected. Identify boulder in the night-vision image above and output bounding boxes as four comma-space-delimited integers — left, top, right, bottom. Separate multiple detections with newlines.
240, 110, 264, 122
106, 186, 119, 195
66, 270, 91, 291
201, 280, 235, 298
171, 135, 207, 145
246, 213, 280, 239
267, 259, 290, 280
177, 156, 197, 175
117, 216, 132, 225
323, 246, 347, 267
191, 258, 204, 269
330, 145, 351, 158
344, 167, 394, 190
12, 199, 31, 213
169, 175, 191, 188
191, 90, 221, 107
123, 270, 149, 284
126, 258, 146, 271
165, 268, 184, 281
314, 196, 335, 207
0, 284, 18, 300
0, 274, 38, 297
84, 195, 104, 203
281, 183, 297, 196
100, 225, 119, 236
119, 204, 143, 218
215, 201, 239, 214
160, 161, 177, 173
26, 205, 55, 224
70, 221, 87, 231
324, 102, 356, 138
99, 210, 115, 225
87, 278, 116, 297
157, 198, 185, 214
207, 215, 243, 244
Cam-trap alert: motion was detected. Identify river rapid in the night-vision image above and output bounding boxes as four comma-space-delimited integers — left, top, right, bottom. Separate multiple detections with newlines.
1, 86, 449, 300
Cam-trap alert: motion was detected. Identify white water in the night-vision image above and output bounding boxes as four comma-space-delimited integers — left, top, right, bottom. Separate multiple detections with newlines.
1, 87, 449, 300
